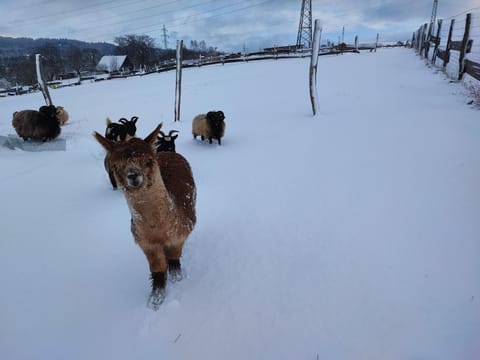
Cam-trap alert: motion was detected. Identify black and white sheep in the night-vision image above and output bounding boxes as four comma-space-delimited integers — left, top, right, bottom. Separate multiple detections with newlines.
156, 130, 179, 152
105, 116, 138, 141
103, 116, 139, 190
192, 111, 225, 145
12, 105, 61, 141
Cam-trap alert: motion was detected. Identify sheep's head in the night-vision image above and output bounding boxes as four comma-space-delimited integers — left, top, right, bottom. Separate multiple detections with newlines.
156, 130, 179, 152
56, 106, 69, 125
94, 123, 162, 191
206, 111, 225, 129
119, 116, 138, 138
39, 105, 58, 120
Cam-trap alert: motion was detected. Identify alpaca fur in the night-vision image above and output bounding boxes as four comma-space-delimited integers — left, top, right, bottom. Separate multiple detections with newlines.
12, 105, 61, 141
56, 106, 69, 125
94, 123, 196, 309
192, 110, 226, 145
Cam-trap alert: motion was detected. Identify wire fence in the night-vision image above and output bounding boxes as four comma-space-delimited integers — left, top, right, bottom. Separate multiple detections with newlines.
412, 7, 480, 95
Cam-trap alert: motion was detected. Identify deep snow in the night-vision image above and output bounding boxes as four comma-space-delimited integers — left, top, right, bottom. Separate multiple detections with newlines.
1, 48, 479, 360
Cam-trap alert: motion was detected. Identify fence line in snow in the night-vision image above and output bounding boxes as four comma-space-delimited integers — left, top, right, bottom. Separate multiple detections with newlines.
412, 8, 480, 92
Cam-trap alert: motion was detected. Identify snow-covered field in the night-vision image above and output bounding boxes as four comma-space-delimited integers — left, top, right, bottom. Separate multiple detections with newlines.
1, 48, 479, 360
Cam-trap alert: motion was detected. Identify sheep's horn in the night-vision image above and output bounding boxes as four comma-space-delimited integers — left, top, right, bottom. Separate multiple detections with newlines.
131, 116, 139, 123
168, 130, 179, 136
158, 130, 166, 137
119, 118, 128, 124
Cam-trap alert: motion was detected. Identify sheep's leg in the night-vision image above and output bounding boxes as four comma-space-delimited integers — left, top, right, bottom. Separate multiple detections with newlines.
143, 248, 168, 310
201, 135, 205, 141
165, 245, 184, 283
208, 138, 213, 144
217, 138, 221, 145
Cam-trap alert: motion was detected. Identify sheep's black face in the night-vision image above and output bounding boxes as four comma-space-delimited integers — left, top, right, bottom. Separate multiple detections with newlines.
126, 123, 137, 137
39, 105, 58, 119
156, 139, 175, 152
207, 111, 225, 130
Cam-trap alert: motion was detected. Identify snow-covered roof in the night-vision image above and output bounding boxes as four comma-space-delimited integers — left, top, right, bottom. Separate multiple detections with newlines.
96, 55, 128, 72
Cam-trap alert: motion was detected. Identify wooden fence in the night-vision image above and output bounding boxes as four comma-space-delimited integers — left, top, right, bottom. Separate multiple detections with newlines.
412, 8, 480, 88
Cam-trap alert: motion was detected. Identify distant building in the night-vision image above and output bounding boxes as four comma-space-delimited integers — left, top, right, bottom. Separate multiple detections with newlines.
96, 55, 134, 73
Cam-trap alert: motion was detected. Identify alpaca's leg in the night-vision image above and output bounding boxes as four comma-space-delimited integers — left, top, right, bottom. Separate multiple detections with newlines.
165, 245, 184, 283
143, 248, 168, 310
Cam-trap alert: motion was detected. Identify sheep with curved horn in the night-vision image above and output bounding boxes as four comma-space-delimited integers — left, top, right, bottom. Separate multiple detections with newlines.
156, 129, 179, 152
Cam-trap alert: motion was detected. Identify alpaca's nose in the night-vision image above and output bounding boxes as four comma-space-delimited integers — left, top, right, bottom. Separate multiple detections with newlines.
127, 171, 143, 187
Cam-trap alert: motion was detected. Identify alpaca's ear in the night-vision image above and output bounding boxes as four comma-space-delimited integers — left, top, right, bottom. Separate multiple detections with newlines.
93, 131, 114, 152
144, 122, 163, 147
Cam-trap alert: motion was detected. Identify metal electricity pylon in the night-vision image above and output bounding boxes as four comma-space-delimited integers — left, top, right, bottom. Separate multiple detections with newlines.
296, 0, 313, 49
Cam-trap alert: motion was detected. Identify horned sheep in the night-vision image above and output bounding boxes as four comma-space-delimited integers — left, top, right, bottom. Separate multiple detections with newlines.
105, 116, 138, 141
12, 105, 61, 141
94, 123, 197, 309
156, 129, 179, 152
102, 116, 139, 190
192, 110, 225, 145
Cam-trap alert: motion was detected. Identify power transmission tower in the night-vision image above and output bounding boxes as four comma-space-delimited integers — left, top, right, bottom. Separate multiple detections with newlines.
161, 25, 169, 49
296, 0, 313, 49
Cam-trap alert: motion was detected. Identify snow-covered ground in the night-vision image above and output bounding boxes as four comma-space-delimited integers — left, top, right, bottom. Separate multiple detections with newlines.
1, 48, 479, 360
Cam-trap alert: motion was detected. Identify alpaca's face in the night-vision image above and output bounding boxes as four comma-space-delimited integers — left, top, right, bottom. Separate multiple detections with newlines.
110, 140, 156, 191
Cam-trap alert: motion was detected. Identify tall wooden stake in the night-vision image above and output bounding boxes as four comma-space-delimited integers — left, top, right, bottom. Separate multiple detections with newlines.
174, 40, 183, 122
35, 54, 53, 106
309, 19, 322, 116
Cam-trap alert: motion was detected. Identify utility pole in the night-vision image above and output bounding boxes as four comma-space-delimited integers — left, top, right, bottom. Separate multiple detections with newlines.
296, 0, 313, 49
161, 25, 169, 49
429, 0, 438, 37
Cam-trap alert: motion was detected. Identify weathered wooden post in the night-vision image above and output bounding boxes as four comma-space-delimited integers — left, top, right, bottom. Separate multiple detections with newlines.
374, 33, 379, 52
354, 35, 359, 52
174, 40, 183, 122
420, 23, 428, 57
443, 19, 455, 68
457, 13, 471, 80
309, 19, 322, 116
432, 19, 442, 63
35, 54, 53, 106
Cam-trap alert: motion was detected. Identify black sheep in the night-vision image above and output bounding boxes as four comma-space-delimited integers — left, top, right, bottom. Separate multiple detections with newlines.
12, 105, 61, 142
156, 130, 179, 152
105, 116, 138, 141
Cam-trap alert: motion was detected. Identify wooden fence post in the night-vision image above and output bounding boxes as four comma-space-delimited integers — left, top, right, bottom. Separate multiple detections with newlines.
443, 19, 455, 68
309, 19, 322, 116
354, 35, 358, 52
374, 33, 379, 52
174, 40, 183, 122
35, 54, 53, 106
420, 23, 428, 57
432, 19, 442, 63
457, 13, 471, 80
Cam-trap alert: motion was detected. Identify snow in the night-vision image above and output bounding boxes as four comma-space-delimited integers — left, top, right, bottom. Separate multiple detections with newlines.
1, 48, 480, 359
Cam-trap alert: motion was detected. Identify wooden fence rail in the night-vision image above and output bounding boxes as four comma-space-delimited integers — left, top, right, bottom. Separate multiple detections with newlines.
412, 10, 480, 86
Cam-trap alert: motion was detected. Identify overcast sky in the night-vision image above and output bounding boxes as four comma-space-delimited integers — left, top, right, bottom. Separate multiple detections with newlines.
0, 0, 478, 52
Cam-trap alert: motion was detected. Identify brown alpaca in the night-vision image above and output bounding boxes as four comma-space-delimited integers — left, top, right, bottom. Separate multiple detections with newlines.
94, 123, 197, 309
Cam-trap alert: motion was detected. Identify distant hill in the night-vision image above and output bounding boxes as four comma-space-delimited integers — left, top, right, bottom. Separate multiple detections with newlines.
0, 36, 117, 58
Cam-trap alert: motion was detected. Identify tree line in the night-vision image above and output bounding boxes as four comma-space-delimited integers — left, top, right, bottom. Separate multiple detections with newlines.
0, 34, 219, 87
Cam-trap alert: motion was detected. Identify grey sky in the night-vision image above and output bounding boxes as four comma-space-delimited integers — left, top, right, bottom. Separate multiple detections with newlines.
0, 0, 478, 52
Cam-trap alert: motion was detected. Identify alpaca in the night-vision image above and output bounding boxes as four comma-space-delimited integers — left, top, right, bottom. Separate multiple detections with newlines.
94, 123, 196, 309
